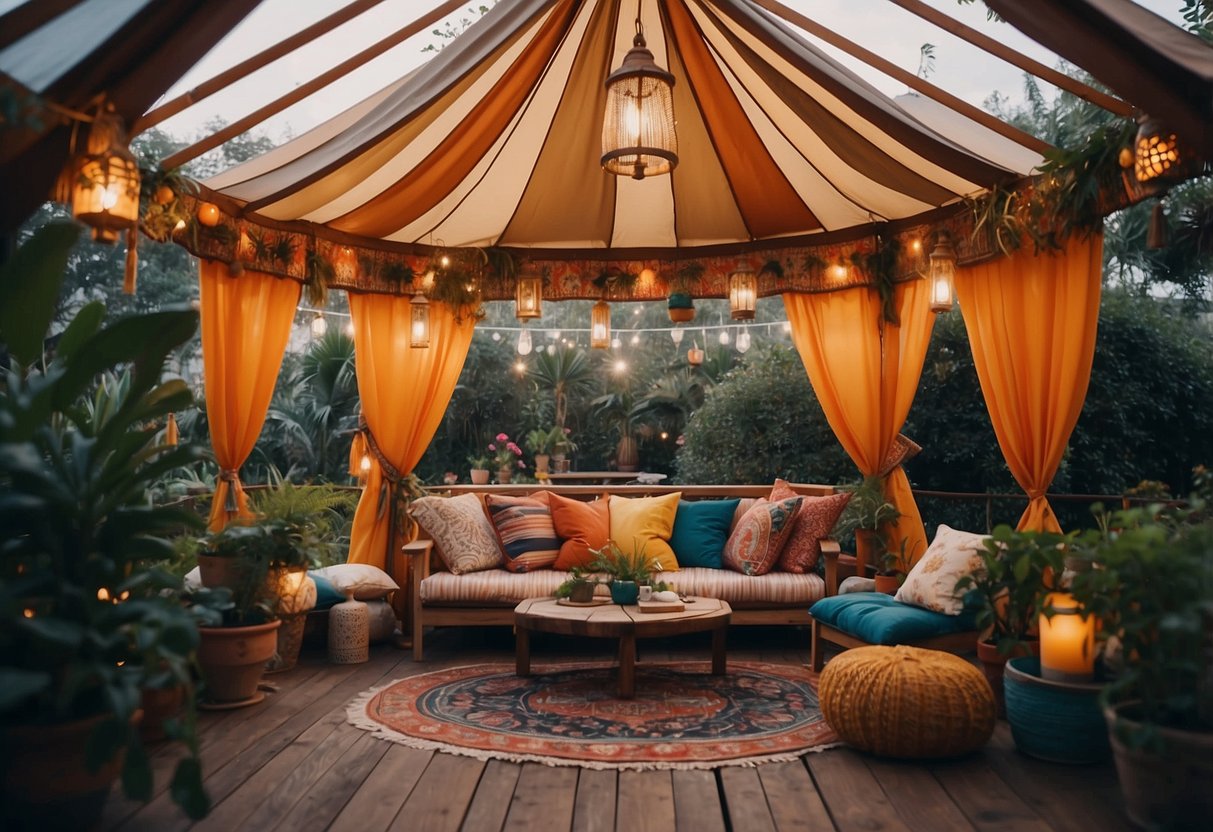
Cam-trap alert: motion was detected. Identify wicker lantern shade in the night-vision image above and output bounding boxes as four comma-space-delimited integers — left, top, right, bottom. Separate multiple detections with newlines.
590, 300, 611, 349
410, 293, 431, 348
601, 17, 677, 180
515, 272, 543, 320
927, 234, 957, 314
1134, 115, 1183, 188
71, 110, 140, 244
728, 271, 757, 320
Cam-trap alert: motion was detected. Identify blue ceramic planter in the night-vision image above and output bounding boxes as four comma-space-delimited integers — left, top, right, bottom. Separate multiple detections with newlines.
610, 581, 639, 605
1004, 656, 1110, 764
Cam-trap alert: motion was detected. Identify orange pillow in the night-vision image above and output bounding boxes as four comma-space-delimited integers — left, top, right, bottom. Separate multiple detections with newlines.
769, 479, 852, 573
549, 492, 611, 570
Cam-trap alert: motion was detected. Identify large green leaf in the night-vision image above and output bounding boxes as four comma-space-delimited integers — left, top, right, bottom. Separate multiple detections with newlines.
0, 222, 80, 366
55, 301, 106, 361
0, 668, 51, 711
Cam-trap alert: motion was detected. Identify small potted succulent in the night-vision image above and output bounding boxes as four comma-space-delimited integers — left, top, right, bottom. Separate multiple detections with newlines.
467, 452, 491, 485
554, 566, 599, 604
589, 542, 656, 605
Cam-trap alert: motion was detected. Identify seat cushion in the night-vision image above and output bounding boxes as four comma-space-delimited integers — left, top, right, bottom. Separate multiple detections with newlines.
669, 498, 739, 568
809, 592, 977, 645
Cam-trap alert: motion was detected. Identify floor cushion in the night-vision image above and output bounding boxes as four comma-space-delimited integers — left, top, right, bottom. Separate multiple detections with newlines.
669, 498, 739, 569
818, 644, 996, 759
809, 592, 977, 645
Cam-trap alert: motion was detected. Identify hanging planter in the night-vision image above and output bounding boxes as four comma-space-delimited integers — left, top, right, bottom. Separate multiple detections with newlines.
668, 292, 695, 323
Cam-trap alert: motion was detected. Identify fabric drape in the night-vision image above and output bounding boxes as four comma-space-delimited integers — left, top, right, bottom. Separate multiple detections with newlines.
784, 280, 935, 566
199, 261, 301, 531
347, 295, 475, 569
956, 233, 1103, 532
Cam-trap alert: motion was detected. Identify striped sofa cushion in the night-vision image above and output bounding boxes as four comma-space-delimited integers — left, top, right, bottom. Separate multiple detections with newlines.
420, 567, 824, 607
484, 494, 560, 573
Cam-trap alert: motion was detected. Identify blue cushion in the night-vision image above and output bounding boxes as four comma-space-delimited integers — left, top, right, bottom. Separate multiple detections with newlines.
310, 573, 344, 610
669, 498, 740, 568
809, 592, 977, 645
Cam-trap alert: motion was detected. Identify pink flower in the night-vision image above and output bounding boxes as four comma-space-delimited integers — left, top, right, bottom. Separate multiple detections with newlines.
496, 432, 509, 442
676, 435, 686, 446
517, 460, 527, 469
507, 442, 521, 455
488, 443, 497, 452
563, 427, 572, 435
443, 471, 458, 485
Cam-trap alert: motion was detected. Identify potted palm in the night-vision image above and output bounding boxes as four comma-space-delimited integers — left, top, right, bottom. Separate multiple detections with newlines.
1066, 497, 1213, 829
467, 451, 491, 485
0, 223, 210, 824
525, 426, 562, 476
834, 476, 901, 577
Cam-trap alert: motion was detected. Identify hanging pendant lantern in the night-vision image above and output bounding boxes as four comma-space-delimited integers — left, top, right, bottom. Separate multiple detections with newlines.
728, 271, 757, 320
410, 294, 431, 348
736, 329, 751, 354
71, 108, 141, 244
601, 10, 677, 180
517, 328, 533, 355
687, 341, 704, 366
927, 233, 957, 314
310, 312, 327, 337
591, 300, 611, 349
515, 272, 543, 320
670, 327, 684, 346
1134, 115, 1183, 190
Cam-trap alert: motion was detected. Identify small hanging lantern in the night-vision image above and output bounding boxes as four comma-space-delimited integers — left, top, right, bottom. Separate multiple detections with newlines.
927, 233, 957, 314
517, 328, 533, 355
310, 312, 327, 337
736, 329, 751, 354
71, 108, 140, 244
515, 272, 543, 320
670, 327, 684, 345
196, 202, 221, 227
728, 271, 757, 320
410, 293, 431, 348
1134, 115, 1183, 189
718, 329, 730, 346
590, 300, 611, 349
687, 342, 704, 366
601, 7, 678, 180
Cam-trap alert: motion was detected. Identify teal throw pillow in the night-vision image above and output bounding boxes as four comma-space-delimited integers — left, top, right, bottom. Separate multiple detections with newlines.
309, 573, 344, 610
669, 498, 740, 568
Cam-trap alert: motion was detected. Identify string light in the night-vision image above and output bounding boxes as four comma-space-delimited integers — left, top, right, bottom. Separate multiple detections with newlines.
611, 337, 622, 349
613, 359, 628, 374
514, 360, 527, 374
671, 327, 684, 345
491, 331, 501, 341
517, 329, 533, 355
310, 312, 327, 338
718, 329, 730, 345
737, 328, 751, 353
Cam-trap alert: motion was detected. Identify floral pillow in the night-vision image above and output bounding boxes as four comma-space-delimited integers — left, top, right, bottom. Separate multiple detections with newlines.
722, 496, 803, 576
895, 524, 989, 615
769, 479, 852, 573
410, 493, 504, 575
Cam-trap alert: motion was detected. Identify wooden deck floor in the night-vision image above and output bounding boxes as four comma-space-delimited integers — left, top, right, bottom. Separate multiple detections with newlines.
103, 626, 1132, 832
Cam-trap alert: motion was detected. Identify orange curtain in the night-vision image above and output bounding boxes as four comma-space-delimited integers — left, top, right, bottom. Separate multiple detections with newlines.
347, 294, 475, 569
955, 233, 1103, 532
784, 280, 935, 565
199, 261, 301, 531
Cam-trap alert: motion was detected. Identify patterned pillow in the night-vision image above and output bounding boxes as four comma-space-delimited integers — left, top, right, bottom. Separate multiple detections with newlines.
769, 480, 851, 573
485, 493, 561, 573
895, 524, 989, 615
410, 493, 504, 575
722, 496, 803, 576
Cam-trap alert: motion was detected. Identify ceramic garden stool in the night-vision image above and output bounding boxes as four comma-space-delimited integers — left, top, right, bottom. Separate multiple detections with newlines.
818, 644, 995, 759
328, 592, 370, 664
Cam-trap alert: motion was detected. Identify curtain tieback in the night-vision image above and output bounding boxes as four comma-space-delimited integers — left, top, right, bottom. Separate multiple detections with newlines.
361, 426, 404, 484
218, 468, 241, 511
877, 434, 922, 479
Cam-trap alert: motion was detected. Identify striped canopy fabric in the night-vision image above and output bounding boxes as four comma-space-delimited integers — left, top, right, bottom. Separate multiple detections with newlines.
204, 0, 1042, 253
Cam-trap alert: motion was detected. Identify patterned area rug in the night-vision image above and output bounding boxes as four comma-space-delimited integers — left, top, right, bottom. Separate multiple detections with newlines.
347, 661, 839, 770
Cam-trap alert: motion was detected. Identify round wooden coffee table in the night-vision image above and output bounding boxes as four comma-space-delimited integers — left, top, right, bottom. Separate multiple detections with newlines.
513, 596, 732, 699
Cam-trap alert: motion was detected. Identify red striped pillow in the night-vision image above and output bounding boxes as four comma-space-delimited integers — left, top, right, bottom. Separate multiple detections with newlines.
485, 493, 561, 573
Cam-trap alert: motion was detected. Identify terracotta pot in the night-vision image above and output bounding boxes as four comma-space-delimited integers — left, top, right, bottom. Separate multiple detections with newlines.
470, 468, 490, 485
197, 553, 250, 589
854, 529, 880, 577
1, 710, 139, 828
873, 573, 901, 595
569, 582, 595, 603
534, 454, 550, 475
140, 684, 187, 742
197, 620, 281, 705
976, 638, 1040, 719
497, 466, 513, 484
1105, 702, 1213, 831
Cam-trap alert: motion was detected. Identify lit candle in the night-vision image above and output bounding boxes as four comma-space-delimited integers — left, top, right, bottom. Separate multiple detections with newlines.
1039, 592, 1096, 682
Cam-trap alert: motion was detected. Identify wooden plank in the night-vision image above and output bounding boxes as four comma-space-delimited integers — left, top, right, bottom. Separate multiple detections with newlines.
571, 768, 617, 832
756, 760, 833, 832
930, 755, 1052, 832
807, 750, 911, 832
502, 763, 579, 831
391, 753, 486, 832
671, 770, 726, 832
329, 745, 433, 832
862, 757, 975, 832
617, 770, 676, 832
269, 731, 391, 831
461, 760, 522, 832
719, 767, 776, 832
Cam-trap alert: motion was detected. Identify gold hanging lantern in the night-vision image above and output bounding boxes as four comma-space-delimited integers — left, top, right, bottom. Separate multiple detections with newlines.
728, 271, 757, 320
927, 233, 957, 314
515, 272, 543, 320
410, 293, 431, 348
590, 301, 611, 349
601, 8, 677, 180
71, 108, 140, 244
1134, 115, 1183, 188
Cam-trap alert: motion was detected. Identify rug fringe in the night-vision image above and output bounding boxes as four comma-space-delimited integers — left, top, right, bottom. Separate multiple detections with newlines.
345, 662, 840, 772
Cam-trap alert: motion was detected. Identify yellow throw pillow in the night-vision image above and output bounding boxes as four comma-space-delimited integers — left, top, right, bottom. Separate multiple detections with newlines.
609, 492, 682, 573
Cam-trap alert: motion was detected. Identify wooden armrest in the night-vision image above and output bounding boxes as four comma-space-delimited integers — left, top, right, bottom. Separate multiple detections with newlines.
401, 540, 433, 556
820, 539, 840, 597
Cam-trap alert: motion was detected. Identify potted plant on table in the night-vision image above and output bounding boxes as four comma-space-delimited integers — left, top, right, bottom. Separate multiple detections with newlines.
1065, 494, 1213, 829
525, 426, 562, 476
554, 566, 600, 604
551, 428, 577, 473
873, 538, 914, 595
489, 433, 525, 484
589, 542, 667, 605
467, 452, 491, 485
0, 223, 210, 824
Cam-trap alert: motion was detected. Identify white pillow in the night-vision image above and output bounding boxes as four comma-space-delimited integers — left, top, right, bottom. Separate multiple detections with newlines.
895, 524, 989, 615
311, 563, 399, 601
365, 600, 397, 643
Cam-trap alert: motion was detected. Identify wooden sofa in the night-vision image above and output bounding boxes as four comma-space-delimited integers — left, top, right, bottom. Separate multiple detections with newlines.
397, 483, 842, 660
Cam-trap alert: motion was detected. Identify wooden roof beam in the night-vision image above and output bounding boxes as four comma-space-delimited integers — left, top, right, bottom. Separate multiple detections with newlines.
748, 0, 1054, 156
135, 0, 390, 133
158, 0, 467, 171
885, 0, 1133, 117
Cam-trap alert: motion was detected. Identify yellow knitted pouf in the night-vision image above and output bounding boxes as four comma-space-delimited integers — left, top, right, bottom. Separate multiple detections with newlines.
818, 644, 995, 759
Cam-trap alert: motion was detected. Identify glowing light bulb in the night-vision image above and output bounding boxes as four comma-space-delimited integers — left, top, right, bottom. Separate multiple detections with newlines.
344, 319, 355, 337
514, 360, 527, 374
611, 337, 622, 350
719, 329, 730, 345
630, 334, 640, 345
782, 321, 792, 333
737, 330, 751, 353
613, 359, 628, 374
547, 344, 556, 355
517, 329, 533, 355
360, 454, 372, 474
491, 331, 501, 341
671, 328, 684, 345
310, 313, 327, 337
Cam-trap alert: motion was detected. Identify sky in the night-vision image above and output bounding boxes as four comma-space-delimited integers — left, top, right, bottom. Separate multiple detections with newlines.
118, 0, 1190, 145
